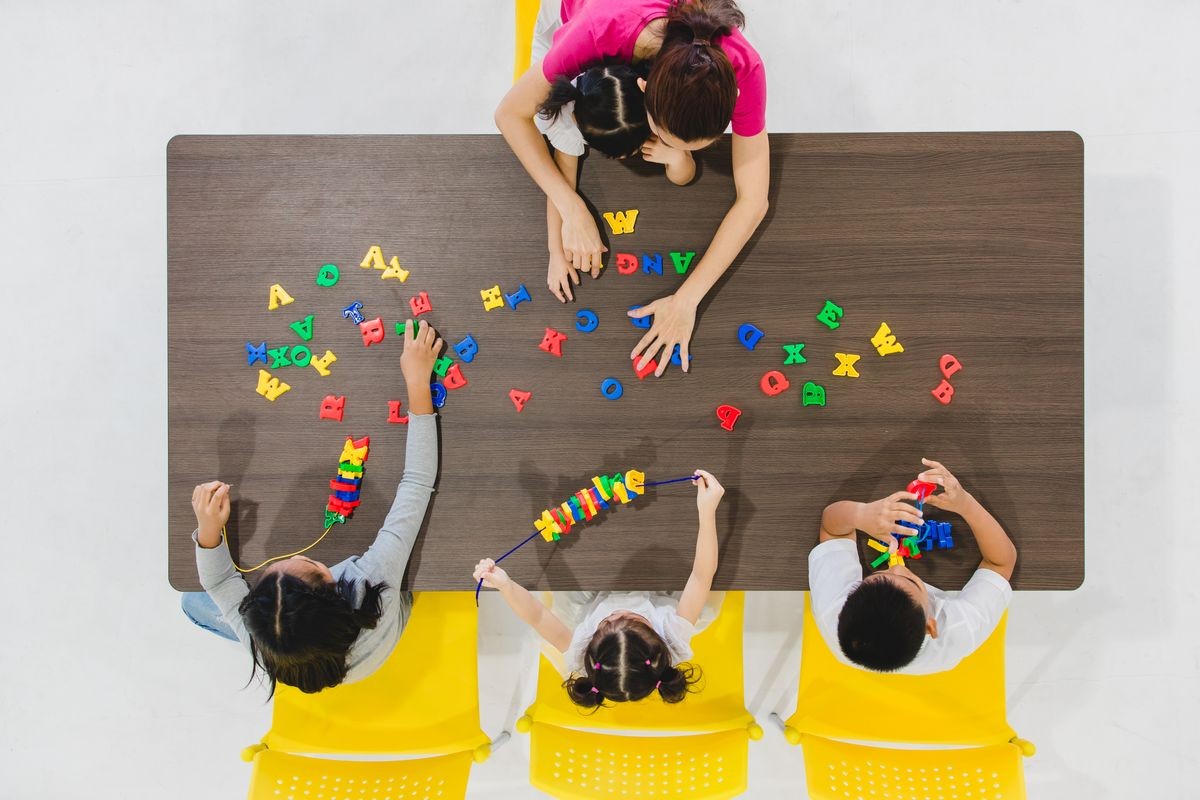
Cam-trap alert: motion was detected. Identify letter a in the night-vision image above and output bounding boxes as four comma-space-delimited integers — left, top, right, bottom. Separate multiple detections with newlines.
267, 283, 295, 310
360, 245, 386, 270
602, 209, 639, 235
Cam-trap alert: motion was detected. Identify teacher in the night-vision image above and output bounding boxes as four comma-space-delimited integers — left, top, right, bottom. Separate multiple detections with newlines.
496, 0, 769, 376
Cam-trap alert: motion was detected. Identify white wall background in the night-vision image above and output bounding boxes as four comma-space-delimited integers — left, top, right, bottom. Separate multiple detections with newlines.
1, 1, 1196, 797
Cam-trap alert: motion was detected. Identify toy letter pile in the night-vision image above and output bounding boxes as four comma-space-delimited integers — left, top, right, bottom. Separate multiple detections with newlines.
325, 436, 370, 527
533, 469, 646, 542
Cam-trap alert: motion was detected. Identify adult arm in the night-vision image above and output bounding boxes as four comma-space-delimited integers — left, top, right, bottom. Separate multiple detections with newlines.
547, 149, 585, 301
629, 130, 771, 374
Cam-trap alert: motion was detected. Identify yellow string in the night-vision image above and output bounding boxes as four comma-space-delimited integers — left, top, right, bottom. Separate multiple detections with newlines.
225, 525, 336, 573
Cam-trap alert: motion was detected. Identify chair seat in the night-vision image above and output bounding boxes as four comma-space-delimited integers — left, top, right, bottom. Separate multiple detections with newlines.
263, 592, 489, 757
247, 750, 473, 800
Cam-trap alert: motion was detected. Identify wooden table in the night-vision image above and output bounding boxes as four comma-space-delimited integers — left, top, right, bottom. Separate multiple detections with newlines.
167, 133, 1083, 592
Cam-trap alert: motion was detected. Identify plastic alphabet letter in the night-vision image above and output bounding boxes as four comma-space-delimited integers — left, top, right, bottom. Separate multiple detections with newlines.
324, 510, 346, 527
480, 285, 504, 311
615, 253, 639, 275
907, 479, 938, 501
600, 378, 624, 399
289, 314, 315, 342
832, 352, 861, 378
738, 323, 765, 350
409, 291, 432, 317
940, 354, 962, 379
443, 363, 468, 390
782, 343, 806, 364
246, 341, 267, 366
509, 388, 532, 412
632, 354, 657, 379
310, 349, 338, 377
342, 301, 365, 324
255, 370, 291, 401
815, 299, 844, 330
716, 404, 742, 431
535, 510, 562, 542
931, 379, 955, 405
359, 316, 386, 347
760, 370, 791, 396
641, 252, 663, 276
318, 395, 346, 421
538, 327, 567, 357
669, 251, 696, 275
871, 322, 905, 356
430, 382, 447, 409
433, 356, 453, 377
268, 284, 295, 310
289, 345, 312, 367
602, 209, 639, 235
267, 346, 292, 368
381, 256, 410, 282
453, 334, 479, 362
802, 381, 827, 407
387, 400, 408, 424
611, 480, 631, 504
505, 283, 532, 309
316, 263, 340, 287
624, 470, 645, 496
575, 309, 599, 333
591, 476, 612, 501
629, 305, 652, 328
360, 245, 386, 270
669, 344, 692, 366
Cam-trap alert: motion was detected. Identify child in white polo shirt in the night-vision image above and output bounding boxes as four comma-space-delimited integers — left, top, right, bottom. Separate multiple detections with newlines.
809, 459, 1018, 674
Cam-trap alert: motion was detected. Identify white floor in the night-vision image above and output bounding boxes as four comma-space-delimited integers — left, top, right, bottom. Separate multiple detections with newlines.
1, 1, 1196, 797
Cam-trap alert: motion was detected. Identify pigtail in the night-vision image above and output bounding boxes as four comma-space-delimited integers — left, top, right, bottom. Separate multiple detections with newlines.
564, 675, 607, 708
345, 579, 386, 630
665, 0, 744, 45
655, 662, 701, 704
538, 76, 584, 122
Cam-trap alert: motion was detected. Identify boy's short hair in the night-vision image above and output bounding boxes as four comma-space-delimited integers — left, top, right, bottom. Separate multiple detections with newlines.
837, 580, 927, 671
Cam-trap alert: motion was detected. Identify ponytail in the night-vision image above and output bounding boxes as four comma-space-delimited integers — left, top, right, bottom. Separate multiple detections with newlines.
537, 75, 583, 122
654, 663, 699, 704
564, 674, 607, 708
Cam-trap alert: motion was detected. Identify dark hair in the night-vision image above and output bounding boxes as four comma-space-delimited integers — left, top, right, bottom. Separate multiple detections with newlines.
563, 618, 701, 708
837, 580, 927, 672
538, 64, 650, 159
238, 572, 386, 696
644, 0, 743, 143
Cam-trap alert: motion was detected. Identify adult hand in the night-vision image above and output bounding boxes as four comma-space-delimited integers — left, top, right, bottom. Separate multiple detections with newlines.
400, 319, 444, 384
916, 458, 973, 514
693, 469, 724, 515
192, 481, 231, 540
473, 558, 511, 590
561, 204, 606, 275
854, 491, 923, 543
547, 249, 580, 302
629, 293, 698, 376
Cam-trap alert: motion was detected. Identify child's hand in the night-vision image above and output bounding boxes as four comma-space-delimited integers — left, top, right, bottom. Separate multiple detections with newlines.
192, 481, 231, 539
400, 319, 443, 384
854, 492, 923, 543
694, 469, 724, 515
917, 458, 972, 514
548, 249, 580, 302
641, 134, 689, 168
473, 559, 511, 590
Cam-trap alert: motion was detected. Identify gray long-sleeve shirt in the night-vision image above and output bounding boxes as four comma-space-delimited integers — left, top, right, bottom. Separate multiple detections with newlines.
193, 412, 438, 684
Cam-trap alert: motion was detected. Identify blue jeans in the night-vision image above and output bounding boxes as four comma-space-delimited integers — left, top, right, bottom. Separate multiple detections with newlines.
181, 592, 239, 642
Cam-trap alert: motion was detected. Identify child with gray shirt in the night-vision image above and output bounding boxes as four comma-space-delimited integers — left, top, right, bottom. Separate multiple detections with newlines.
180, 319, 444, 695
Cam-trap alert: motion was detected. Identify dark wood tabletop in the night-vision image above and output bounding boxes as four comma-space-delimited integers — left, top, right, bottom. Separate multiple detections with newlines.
167, 132, 1083, 592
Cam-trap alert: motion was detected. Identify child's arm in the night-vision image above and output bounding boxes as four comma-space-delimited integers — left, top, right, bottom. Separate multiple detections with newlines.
351, 321, 443, 582
191, 481, 252, 643
677, 470, 723, 625
917, 458, 1017, 580
641, 135, 696, 186
473, 559, 573, 652
547, 148, 584, 301
819, 493, 924, 544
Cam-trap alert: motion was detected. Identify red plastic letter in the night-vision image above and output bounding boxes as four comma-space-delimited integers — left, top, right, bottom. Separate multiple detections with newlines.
319, 395, 346, 421
632, 354, 657, 379
716, 404, 742, 431
443, 363, 468, 390
931, 379, 955, 405
359, 316, 385, 347
760, 370, 791, 396
939, 354, 962, 379
387, 400, 409, 424
538, 327, 567, 357
509, 388, 532, 412
615, 253, 639, 275
409, 291, 433, 317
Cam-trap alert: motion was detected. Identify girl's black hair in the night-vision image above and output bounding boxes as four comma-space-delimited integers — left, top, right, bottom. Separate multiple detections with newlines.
238, 572, 386, 696
563, 618, 701, 708
538, 63, 650, 159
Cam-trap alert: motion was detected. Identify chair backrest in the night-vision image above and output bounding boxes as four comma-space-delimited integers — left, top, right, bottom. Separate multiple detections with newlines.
513, 0, 539, 80
789, 593, 1016, 746
525, 592, 757, 734
246, 750, 473, 800
262, 592, 489, 757
799, 734, 1027, 800
527, 721, 749, 800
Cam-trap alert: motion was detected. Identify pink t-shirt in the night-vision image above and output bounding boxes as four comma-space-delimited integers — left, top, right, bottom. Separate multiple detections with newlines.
541, 0, 766, 137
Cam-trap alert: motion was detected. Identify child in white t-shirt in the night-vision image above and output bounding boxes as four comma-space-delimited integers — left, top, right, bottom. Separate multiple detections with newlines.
809, 459, 1018, 675
474, 470, 725, 707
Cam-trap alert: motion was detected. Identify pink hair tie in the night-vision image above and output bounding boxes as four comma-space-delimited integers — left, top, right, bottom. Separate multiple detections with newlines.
590, 687, 599, 694
593, 662, 602, 670
645, 659, 651, 666
655, 680, 661, 690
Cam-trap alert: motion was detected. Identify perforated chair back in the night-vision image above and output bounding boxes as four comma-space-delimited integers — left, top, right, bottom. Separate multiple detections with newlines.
246, 749, 473, 800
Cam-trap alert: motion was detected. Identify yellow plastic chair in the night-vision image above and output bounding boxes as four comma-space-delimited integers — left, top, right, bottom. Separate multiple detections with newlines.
514, 0, 540, 80
776, 594, 1033, 751
796, 735, 1028, 800
518, 592, 760, 800
246, 749, 473, 800
242, 592, 508, 800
